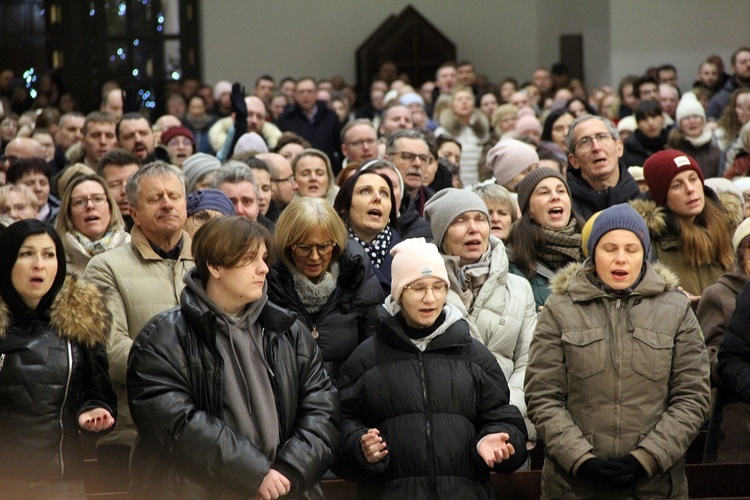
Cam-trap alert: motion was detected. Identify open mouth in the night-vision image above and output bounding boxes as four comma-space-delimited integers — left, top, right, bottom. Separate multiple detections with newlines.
611, 270, 628, 279
464, 238, 483, 250
367, 208, 383, 218
548, 207, 564, 216
85, 215, 101, 222
30, 276, 45, 285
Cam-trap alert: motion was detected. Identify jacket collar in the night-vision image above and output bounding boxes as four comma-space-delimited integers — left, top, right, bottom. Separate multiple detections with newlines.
0, 274, 111, 347
131, 225, 193, 261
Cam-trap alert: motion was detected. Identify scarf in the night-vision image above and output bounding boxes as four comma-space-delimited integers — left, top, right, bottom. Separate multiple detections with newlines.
183, 113, 214, 132
541, 219, 583, 270
291, 262, 339, 314
70, 229, 124, 256
349, 225, 392, 268
443, 247, 492, 310
684, 127, 714, 148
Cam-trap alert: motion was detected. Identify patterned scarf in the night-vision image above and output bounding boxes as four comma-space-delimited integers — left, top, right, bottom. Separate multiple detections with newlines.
291, 262, 339, 313
349, 225, 392, 268
443, 247, 492, 310
541, 219, 583, 270
70, 229, 124, 257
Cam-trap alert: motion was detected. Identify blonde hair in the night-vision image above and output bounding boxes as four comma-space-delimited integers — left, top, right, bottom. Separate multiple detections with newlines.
56, 174, 124, 239
0, 184, 38, 210
274, 197, 348, 271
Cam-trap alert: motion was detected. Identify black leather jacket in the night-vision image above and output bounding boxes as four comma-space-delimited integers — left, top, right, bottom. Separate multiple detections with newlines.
127, 284, 341, 499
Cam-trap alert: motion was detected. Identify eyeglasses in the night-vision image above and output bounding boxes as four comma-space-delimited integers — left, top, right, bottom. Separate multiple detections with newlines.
403, 281, 448, 298
573, 132, 614, 152
0, 203, 30, 216
71, 194, 108, 210
392, 151, 433, 164
272, 175, 295, 184
291, 241, 336, 257
167, 138, 194, 147
346, 138, 377, 148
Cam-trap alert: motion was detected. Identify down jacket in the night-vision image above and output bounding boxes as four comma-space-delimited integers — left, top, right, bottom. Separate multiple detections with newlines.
126, 284, 340, 499
334, 303, 528, 499
708, 280, 750, 462
525, 262, 710, 499
266, 241, 384, 382
0, 275, 116, 479
631, 197, 729, 297
84, 226, 193, 447
444, 236, 538, 439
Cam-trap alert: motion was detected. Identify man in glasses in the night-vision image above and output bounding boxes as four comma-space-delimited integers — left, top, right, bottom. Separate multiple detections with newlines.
258, 152, 296, 222
386, 129, 434, 217
565, 115, 640, 220
340, 119, 378, 167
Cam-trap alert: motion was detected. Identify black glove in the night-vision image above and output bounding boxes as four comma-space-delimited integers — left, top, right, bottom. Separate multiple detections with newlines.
607, 454, 646, 488
122, 85, 140, 113
231, 82, 247, 125
576, 458, 623, 484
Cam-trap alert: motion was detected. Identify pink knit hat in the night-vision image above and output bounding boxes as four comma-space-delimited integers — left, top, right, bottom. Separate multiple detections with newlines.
485, 139, 540, 187
390, 238, 449, 303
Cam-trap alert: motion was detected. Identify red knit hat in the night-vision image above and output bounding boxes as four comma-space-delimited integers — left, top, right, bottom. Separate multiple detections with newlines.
161, 126, 195, 146
643, 150, 704, 207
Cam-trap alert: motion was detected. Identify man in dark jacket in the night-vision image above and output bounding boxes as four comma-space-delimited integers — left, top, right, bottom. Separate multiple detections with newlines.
566, 114, 640, 221
708, 47, 750, 121
276, 77, 342, 174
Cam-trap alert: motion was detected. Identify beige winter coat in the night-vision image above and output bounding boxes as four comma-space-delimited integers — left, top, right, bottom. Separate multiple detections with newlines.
525, 261, 710, 499
84, 226, 193, 447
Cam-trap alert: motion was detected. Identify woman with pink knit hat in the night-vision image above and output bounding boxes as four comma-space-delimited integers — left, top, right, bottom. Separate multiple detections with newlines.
632, 149, 734, 300
334, 237, 528, 499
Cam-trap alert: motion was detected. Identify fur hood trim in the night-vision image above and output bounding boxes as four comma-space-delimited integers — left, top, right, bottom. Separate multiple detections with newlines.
629, 198, 668, 238
0, 274, 111, 347
551, 260, 680, 295
438, 108, 490, 140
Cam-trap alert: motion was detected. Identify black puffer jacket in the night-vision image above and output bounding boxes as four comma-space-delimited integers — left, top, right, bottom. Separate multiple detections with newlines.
267, 241, 384, 383
334, 304, 528, 500
126, 284, 341, 499
0, 275, 116, 479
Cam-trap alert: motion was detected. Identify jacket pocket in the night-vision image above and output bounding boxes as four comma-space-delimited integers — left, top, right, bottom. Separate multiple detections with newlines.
632, 329, 674, 381
562, 328, 605, 379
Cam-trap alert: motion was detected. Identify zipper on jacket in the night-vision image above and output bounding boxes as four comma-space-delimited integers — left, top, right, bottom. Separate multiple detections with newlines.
418, 352, 437, 494
58, 340, 74, 478
0, 353, 5, 371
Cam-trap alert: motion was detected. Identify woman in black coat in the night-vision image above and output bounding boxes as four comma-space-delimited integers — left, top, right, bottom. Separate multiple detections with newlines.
334, 238, 527, 499
0, 220, 116, 494
267, 197, 384, 383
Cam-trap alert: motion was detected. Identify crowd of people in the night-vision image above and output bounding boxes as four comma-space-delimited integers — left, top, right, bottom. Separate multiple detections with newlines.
1, 46, 750, 499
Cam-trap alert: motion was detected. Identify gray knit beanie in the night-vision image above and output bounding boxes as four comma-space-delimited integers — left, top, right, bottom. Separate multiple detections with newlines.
587, 203, 651, 257
485, 138, 539, 187
424, 188, 489, 248
182, 153, 221, 192
515, 167, 569, 213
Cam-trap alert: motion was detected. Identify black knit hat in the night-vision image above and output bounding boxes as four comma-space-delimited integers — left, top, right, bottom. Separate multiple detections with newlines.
587, 203, 651, 257
515, 167, 570, 213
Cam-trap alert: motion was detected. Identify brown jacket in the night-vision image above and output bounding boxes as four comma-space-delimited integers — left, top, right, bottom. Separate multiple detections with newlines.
525, 262, 710, 499
696, 263, 748, 385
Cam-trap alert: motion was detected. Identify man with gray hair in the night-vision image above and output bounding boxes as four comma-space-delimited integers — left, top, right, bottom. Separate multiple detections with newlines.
84, 161, 193, 488
257, 152, 295, 221
213, 161, 275, 230
565, 114, 640, 220
385, 129, 434, 216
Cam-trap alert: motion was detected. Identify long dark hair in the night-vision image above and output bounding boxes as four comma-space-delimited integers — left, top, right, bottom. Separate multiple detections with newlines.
333, 169, 399, 231
541, 108, 574, 142
0, 219, 66, 319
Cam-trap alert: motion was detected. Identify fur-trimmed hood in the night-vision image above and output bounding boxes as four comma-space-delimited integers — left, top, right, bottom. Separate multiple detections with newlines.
0, 274, 111, 347
630, 198, 669, 238
437, 108, 490, 140
551, 260, 680, 298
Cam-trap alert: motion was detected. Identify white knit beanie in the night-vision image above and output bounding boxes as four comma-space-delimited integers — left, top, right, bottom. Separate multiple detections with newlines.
675, 92, 706, 124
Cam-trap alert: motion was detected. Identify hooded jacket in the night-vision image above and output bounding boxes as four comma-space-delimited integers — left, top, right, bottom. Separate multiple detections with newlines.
525, 262, 710, 499
444, 236, 538, 439
335, 303, 528, 499
126, 277, 340, 499
630, 196, 729, 296
0, 275, 116, 479
567, 161, 640, 221
267, 240, 384, 382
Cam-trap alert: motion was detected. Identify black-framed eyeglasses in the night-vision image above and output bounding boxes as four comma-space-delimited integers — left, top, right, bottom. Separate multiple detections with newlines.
71, 194, 108, 210
392, 151, 432, 164
291, 241, 336, 257
573, 132, 614, 152
272, 175, 295, 184
403, 281, 448, 298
